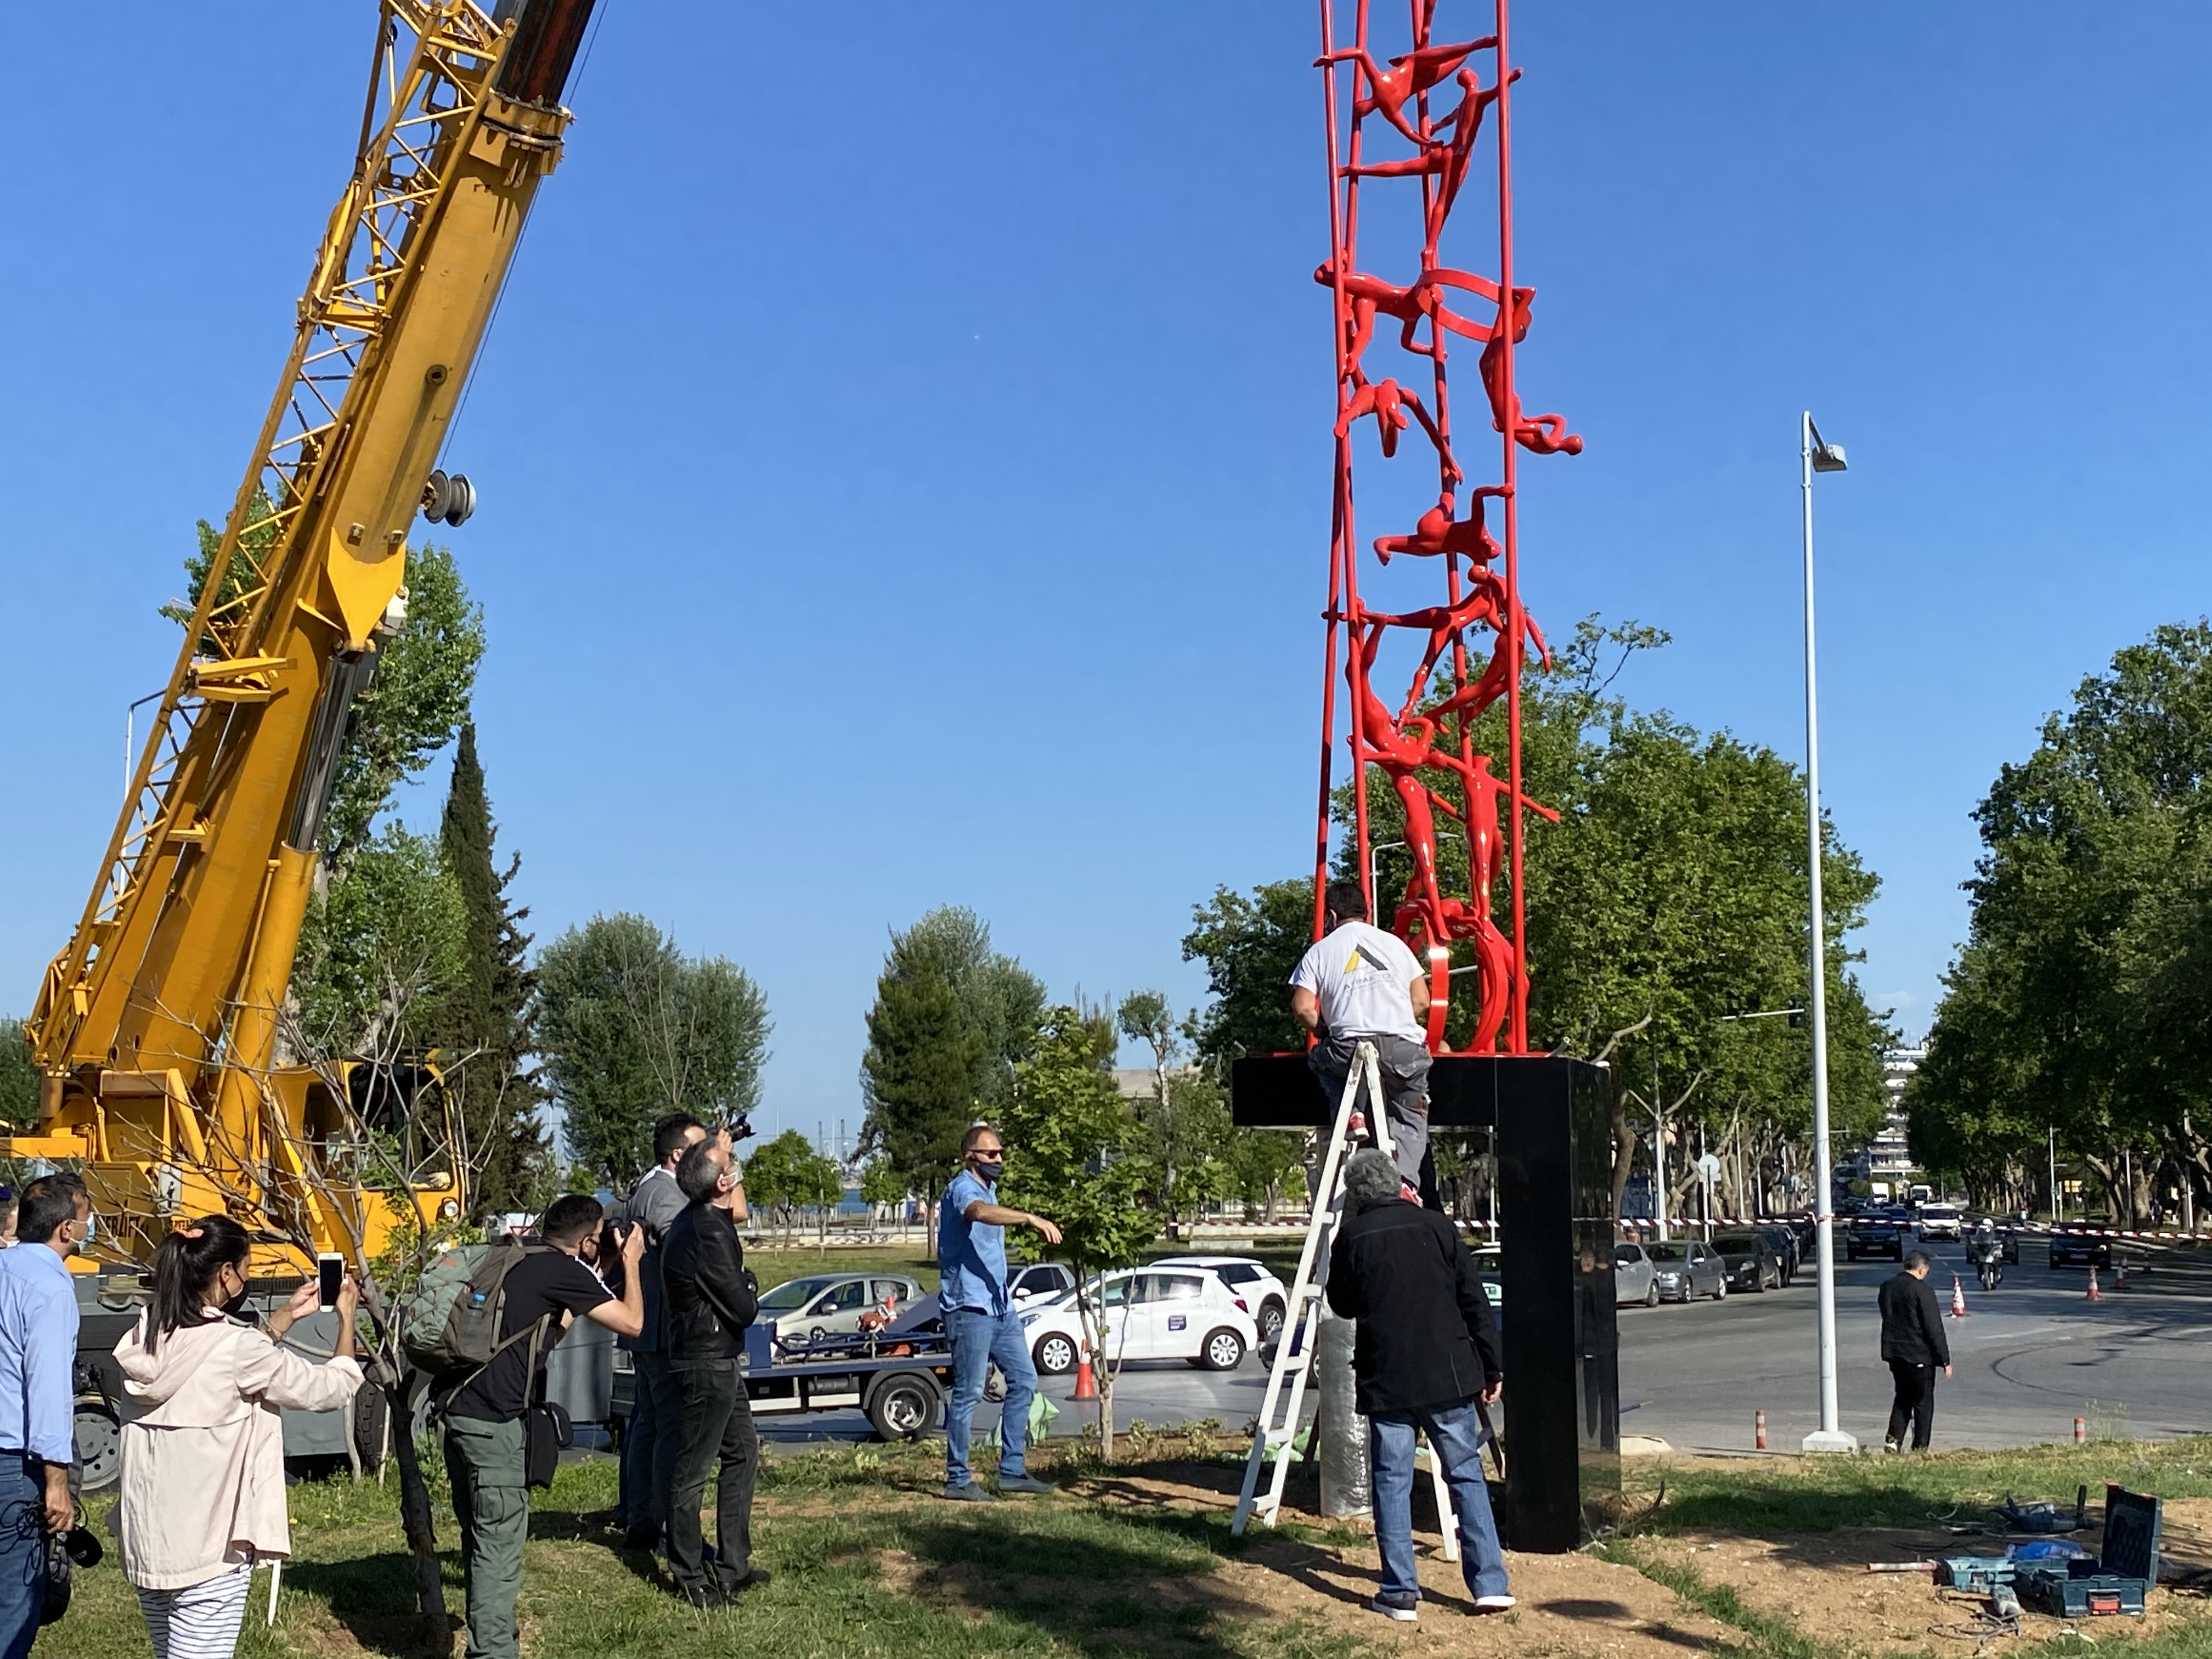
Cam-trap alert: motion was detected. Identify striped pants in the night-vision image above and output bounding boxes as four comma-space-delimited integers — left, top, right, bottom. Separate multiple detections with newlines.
136, 1562, 252, 1659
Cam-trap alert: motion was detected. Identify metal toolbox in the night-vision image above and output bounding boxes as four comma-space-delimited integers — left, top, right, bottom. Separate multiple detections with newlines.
2017, 1487, 2160, 1618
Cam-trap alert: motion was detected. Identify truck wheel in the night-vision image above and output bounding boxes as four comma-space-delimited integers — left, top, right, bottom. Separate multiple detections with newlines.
866, 1372, 943, 1442
1033, 1333, 1078, 1376
352, 1382, 392, 1475
74, 1401, 121, 1492
1200, 1328, 1246, 1372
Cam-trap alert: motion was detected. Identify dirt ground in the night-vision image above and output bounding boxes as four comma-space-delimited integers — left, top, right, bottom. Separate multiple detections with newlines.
1064, 1465, 1737, 1658
1660, 1493, 2212, 1653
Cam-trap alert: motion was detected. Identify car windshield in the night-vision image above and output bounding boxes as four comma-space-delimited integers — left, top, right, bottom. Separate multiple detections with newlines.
1922, 1206, 1959, 1218
1647, 1244, 1689, 1263
757, 1276, 839, 1313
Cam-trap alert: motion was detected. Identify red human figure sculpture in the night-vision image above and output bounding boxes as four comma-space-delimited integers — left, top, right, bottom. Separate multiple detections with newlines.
1314, 38, 1494, 147
1371, 489, 1504, 565
1311, 3, 1580, 1060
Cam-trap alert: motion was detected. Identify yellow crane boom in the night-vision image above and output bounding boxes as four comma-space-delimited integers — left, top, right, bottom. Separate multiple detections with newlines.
16, 0, 597, 1268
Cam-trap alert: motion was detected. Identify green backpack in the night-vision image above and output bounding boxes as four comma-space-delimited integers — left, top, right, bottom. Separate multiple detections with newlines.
402, 1236, 549, 1379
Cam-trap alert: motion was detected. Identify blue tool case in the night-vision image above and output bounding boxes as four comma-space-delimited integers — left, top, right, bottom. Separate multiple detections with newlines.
2017, 1487, 2160, 1618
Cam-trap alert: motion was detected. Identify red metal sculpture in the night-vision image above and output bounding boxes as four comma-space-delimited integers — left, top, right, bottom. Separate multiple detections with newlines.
1310, 0, 1579, 1056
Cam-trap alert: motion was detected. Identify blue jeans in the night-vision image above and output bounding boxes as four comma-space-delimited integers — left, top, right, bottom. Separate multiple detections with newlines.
944, 1306, 1036, 1487
1370, 1401, 1509, 1602
0, 1455, 39, 1659
620, 1352, 682, 1531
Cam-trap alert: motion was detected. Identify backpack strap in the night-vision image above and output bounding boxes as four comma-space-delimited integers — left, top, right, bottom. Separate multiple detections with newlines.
429, 1245, 558, 1417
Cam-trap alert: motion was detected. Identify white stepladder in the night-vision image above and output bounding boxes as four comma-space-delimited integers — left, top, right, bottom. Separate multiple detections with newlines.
1230, 1040, 1458, 1561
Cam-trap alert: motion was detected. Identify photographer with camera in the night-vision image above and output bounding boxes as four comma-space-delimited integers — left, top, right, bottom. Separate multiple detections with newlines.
661, 1133, 767, 1608
608, 1112, 706, 1551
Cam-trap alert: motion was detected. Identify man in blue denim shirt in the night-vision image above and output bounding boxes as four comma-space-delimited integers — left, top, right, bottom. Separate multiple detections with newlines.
0, 1173, 90, 1659
939, 1124, 1062, 1501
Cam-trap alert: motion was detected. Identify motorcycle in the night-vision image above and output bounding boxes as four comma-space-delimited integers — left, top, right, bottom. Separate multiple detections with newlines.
1972, 1237, 2005, 1291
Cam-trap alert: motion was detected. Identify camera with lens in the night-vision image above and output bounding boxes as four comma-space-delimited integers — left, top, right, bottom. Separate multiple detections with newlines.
718, 1114, 755, 1144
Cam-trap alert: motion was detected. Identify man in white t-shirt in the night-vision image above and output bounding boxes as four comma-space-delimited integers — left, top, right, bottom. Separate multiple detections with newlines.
1289, 881, 1434, 1194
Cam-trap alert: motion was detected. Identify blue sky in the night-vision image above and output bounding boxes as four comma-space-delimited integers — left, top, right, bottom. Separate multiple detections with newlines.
5, 5, 2208, 1149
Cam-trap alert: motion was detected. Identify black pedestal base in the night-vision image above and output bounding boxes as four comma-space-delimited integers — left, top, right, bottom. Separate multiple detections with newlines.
1232, 1051, 1621, 1550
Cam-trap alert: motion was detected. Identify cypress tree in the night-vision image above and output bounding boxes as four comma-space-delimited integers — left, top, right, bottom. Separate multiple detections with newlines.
438, 724, 550, 1216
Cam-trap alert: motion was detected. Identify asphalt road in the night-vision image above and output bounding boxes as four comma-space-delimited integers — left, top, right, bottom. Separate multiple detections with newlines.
740, 1238, 2212, 1455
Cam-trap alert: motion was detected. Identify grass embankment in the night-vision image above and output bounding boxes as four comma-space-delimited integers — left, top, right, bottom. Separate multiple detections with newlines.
41, 1430, 2212, 1659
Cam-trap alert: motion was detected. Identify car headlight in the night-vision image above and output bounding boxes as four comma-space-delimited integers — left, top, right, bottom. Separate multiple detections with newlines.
1020, 1313, 1040, 1327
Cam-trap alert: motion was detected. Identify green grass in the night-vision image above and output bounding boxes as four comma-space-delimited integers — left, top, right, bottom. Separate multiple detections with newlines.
44, 1433, 2212, 1659
1622, 1436, 2212, 1535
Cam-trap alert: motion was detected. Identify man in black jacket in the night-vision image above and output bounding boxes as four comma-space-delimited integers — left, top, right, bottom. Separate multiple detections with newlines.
662, 1135, 766, 1607
1877, 1250, 1952, 1452
1325, 1149, 1509, 1624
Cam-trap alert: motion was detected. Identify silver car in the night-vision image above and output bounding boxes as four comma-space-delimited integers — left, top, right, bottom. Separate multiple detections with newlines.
755, 1272, 924, 1344
1615, 1242, 1660, 1307
1645, 1240, 1728, 1303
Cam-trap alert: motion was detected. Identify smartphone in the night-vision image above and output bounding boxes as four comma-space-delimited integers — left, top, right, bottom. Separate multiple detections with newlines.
317, 1252, 344, 1310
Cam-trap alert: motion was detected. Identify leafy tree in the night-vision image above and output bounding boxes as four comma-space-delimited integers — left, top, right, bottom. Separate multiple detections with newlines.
1180, 879, 1315, 1067
1115, 991, 1230, 1218
742, 1129, 843, 1241
291, 827, 468, 1057
1222, 1128, 1308, 1223
998, 1005, 1155, 1458
859, 1156, 909, 1215
434, 724, 550, 1220
538, 915, 770, 1189
1911, 622, 2212, 1221
162, 518, 483, 867
859, 908, 1044, 1212
0, 1020, 37, 1130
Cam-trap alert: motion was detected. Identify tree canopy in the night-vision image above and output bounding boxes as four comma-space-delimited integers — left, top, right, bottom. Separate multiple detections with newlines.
538, 914, 771, 1188
859, 907, 1044, 1200
1910, 622, 2212, 1220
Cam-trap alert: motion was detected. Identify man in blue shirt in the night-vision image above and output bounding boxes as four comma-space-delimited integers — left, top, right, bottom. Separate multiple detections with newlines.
0, 1173, 89, 1659
939, 1124, 1060, 1501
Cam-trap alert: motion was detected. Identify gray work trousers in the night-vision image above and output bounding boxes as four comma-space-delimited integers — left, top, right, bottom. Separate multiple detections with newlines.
1310, 1032, 1430, 1188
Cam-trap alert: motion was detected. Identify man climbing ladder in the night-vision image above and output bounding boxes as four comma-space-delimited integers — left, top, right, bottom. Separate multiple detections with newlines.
1290, 880, 1434, 1198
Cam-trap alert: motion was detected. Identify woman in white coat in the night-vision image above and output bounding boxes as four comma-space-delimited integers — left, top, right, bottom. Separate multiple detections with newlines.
114, 1216, 363, 1659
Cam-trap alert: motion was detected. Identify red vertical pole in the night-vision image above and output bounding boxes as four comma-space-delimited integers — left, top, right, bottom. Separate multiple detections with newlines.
1494, 0, 1528, 1053
1312, 0, 1348, 944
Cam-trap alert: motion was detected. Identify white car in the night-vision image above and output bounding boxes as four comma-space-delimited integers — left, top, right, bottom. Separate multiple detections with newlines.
754, 1272, 925, 1344
1917, 1204, 1962, 1242
1022, 1267, 1256, 1376
1009, 1262, 1078, 1307
1150, 1255, 1291, 1344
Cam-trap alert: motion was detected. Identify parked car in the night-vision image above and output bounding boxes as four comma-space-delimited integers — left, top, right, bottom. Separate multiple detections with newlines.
1022, 1267, 1256, 1375
1917, 1203, 1963, 1241
2048, 1229, 2112, 1269
1845, 1212, 1905, 1261
1009, 1262, 1079, 1307
1470, 1244, 1504, 1312
1710, 1231, 1785, 1292
1615, 1241, 1660, 1307
755, 1272, 926, 1345
1152, 1255, 1291, 1344
1758, 1225, 1801, 1284
1645, 1240, 1728, 1302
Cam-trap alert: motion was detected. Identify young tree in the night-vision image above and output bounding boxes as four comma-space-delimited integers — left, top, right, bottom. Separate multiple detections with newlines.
291, 827, 469, 1059
1115, 991, 1229, 1220
859, 1156, 909, 1228
537, 916, 770, 1188
998, 1005, 1156, 1458
436, 724, 550, 1219
859, 908, 1044, 1225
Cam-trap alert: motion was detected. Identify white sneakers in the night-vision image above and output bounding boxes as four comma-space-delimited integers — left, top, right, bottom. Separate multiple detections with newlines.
1476, 1594, 1517, 1612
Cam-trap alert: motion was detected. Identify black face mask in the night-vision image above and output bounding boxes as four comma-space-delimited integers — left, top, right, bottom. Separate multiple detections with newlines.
972, 1158, 1003, 1185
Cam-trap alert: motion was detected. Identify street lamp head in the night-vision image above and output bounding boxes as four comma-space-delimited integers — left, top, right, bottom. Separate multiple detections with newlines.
1806, 415, 1848, 473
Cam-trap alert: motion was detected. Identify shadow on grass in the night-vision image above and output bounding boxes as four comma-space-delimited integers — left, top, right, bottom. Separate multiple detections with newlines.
281, 1551, 451, 1659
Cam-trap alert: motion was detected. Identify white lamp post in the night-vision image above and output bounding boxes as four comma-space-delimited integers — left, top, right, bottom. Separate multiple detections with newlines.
1801, 412, 1857, 1455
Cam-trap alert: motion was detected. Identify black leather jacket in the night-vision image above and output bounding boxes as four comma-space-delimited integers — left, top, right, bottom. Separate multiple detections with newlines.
662, 1201, 759, 1362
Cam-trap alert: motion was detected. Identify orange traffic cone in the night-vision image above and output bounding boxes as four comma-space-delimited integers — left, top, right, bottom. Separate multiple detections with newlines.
2115, 1257, 2129, 1289
1073, 1357, 1098, 1401
1949, 1275, 1967, 1318
2086, 1266, 2101, 1301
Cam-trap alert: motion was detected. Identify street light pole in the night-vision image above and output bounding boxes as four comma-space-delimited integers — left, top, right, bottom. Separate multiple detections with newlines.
1800, 411, 1856, 1455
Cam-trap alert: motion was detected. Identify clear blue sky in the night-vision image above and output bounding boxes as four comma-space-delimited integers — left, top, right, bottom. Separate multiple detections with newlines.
5, 5, 2208, 1149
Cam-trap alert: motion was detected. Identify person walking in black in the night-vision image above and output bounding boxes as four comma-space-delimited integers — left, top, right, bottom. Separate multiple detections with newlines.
661, 1136, 766, 1609
1878, 1250, 1951, 1452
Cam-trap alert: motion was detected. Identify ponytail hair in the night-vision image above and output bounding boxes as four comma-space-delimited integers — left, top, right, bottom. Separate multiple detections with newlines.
146, 1215, 251, 1355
